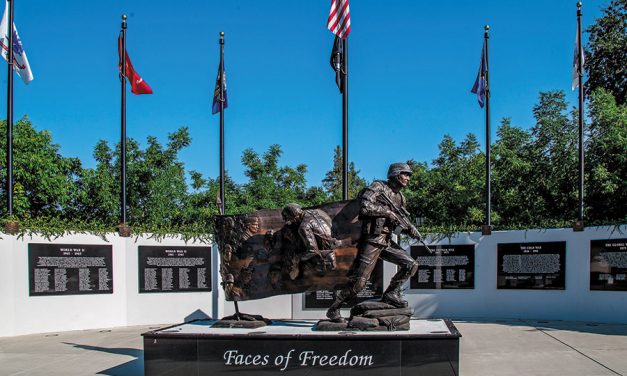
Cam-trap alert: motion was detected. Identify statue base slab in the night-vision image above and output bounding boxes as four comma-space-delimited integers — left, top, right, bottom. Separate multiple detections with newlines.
143, 319, 460, 375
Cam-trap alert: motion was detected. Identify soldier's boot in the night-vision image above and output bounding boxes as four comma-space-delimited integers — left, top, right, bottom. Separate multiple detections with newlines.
381, 285, 407, 308
381, 261, 419, 308
326, 289, 353, 323
325, 306, 344, 322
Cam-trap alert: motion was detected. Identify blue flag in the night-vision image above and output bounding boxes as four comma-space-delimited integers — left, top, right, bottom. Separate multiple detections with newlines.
211, 64, 227, 114
471, 41, 487, 108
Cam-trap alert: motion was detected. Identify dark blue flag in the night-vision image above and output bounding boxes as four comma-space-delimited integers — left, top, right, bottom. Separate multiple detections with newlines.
471, 41, 487, 108
211, 64, 228, 114
330, 36, 343, 93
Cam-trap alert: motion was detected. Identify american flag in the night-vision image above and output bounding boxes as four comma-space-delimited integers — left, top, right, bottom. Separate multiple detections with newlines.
327, 0, 351, 39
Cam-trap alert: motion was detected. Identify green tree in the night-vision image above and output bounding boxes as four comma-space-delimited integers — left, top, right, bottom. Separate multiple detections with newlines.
179, 170, 244, 232
239, 144, 326, 211
133, 128, 191, 227
322, 145, 367, 201
492, 118, 538, 225
408, 134, 485, 226
585, 0, 627, 105
72, 140, 118, 224
0, 117, 82, 219
403, 159, 430, 222
585, 88, 627, 222
76, 127, 192, 228
528, 91, 578, 222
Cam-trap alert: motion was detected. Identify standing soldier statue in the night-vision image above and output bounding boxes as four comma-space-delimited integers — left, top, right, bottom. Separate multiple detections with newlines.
326, 163, 422, 322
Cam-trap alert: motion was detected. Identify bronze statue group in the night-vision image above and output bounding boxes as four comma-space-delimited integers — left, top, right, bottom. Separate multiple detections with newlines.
282, 163, 422, 322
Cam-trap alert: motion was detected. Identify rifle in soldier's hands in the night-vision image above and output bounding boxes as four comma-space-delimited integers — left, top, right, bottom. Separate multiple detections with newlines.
377, 193, 435, 254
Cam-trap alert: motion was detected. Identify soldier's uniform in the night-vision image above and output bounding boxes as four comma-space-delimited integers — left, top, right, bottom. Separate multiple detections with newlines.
350, 180, 418, 294
298, 209, 336, 256
327, 163, 420, 322
282, 204, 337, 278
297, 209, 337, 272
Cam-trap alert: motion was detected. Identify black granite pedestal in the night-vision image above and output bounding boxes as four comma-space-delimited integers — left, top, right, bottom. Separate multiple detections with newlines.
143, 319, 461, 376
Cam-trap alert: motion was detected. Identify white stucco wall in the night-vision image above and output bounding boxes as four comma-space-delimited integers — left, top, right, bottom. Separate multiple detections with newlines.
0, 233, 213, 337
291, 225, 627, 324
1, 225, 625, 337
405, 226, 627, 323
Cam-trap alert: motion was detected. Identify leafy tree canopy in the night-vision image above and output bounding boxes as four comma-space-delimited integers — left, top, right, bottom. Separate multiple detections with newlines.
585, 0, 627, 104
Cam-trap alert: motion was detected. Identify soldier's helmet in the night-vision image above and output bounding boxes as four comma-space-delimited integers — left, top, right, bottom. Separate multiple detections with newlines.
387, 162, 413, 179
281, 203, 304, 224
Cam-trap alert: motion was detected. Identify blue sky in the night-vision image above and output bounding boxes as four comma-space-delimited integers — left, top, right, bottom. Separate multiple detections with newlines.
3, 0, 603, 186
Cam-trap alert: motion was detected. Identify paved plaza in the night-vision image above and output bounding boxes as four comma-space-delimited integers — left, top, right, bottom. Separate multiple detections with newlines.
1, 319, 626, 376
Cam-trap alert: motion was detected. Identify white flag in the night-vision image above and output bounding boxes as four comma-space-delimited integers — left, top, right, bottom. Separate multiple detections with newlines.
571, 29, 584, 91
0, 0, 33, 84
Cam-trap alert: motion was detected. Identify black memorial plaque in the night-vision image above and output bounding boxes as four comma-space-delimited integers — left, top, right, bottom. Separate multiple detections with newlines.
138, 246, 211, 293
28, 243, 113, 296
590, 238, 627, 291
303, 261, 383, 309
497, 241, 566, 289
410, 244, 475, 289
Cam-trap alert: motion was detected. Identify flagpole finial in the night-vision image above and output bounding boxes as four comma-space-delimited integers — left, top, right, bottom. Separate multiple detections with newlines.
121, 14, 127, 29
484, 25, 490, 31
220, 31, 225, 37
577, 2, 582, 8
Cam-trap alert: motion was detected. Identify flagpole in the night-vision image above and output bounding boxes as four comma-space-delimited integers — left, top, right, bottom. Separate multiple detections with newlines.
120, 14, 129, 234
574, 2, 585, 231
6, 0, 14, 218
219, 32, 225, 215
481, 25, 492, 236
341, 38, 348, 201
217, 31, 240, 320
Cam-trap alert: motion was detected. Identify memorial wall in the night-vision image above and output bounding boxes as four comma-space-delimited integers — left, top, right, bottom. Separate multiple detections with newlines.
402, 227, 627, 324
0, 234, 215, 337
292, 225, 627, 323
1, 225, 626, 336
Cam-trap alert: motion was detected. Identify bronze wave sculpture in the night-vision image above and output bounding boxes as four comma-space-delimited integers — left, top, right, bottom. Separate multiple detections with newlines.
214, 163, 426, 325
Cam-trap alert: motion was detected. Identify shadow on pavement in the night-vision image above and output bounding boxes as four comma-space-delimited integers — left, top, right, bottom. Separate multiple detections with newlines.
63, 342, 143, 376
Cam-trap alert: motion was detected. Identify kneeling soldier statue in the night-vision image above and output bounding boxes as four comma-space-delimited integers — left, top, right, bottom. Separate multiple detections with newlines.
281, 203, 338, 279
326, 162, 421, 322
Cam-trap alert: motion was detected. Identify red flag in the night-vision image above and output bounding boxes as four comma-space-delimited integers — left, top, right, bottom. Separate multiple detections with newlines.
118, 35, 152, 95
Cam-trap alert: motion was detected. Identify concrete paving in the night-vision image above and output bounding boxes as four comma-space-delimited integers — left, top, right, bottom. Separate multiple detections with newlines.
456, 319, 627, 376
0, 319, 626, 375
